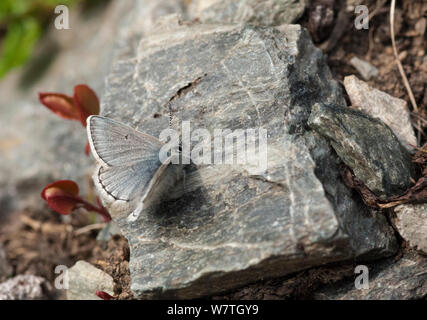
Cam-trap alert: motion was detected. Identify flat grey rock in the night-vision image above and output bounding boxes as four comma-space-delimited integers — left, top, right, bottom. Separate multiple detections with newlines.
0, 275, 51, 300
100, 18, 397, 298
308, 103, 414, 199
344, 75, 416, 151
393, 204, 427, 254
189, 0, 306, 25
314, 251, 427, 300
67, 261, 115, 300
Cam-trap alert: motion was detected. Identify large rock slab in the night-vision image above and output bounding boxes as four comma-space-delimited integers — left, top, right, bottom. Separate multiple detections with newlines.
393, 204, 427, 254
314, 251, 427, 300
100, 18, 397, 298
344, 75, 416, 151
308, 103, 414, 199
188, 0, 306, 25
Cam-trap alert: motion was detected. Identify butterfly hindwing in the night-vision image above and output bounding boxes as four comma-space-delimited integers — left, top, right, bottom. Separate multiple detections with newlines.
96, 160, 163, 202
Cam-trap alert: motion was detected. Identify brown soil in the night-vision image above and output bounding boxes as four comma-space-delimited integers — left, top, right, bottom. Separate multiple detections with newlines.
1, 0, 425, 300
315, 0, 426, 136
0, 207, 133, 299
90, 235, 134, 300
0, 209, 99, 299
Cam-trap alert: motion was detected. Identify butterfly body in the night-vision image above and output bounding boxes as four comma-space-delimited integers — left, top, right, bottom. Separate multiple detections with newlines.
87, 115, 184, 221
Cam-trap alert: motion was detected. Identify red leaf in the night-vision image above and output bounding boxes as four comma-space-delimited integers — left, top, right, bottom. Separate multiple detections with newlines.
41, 180, 79, 200
73, 85, 100, 127
39, 92, 80, 121
45, 194, 81, 215
41, 180, 112, 219
41, 180, 80, 215
96, 291, 114, 300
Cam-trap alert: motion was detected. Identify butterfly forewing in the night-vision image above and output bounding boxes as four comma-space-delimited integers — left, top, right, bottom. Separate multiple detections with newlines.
87, 115, 164, 167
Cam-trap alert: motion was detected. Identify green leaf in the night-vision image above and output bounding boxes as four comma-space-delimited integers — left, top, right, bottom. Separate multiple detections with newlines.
0, 17, 41, 78
0, 0, 32, 22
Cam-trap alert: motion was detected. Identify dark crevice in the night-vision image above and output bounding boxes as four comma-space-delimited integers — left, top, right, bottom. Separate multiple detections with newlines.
167, 73, 207, 105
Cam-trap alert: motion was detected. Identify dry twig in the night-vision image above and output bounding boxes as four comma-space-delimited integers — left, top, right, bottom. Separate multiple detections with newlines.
74, 223, 107, 236
390, 0, 418, 113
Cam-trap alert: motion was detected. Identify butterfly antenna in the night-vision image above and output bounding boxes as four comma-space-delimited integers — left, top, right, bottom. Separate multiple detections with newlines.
168, 102, 172, 129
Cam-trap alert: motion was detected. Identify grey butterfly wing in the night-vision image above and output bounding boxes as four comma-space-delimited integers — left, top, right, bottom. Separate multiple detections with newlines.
95, 159, 165, 202
87, 116, 169, 213
87, 115, 164, 167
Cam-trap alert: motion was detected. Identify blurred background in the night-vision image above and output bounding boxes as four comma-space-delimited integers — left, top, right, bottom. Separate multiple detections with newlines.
0, 0, 109, 79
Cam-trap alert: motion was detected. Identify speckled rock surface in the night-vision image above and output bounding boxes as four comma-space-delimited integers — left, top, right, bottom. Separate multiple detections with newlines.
67, 261, 115, 300
314, 251, 427, 300
393, 204, 427, 254
344, 75, 416, 151
308, 103, 414, 199
188, 0, 306, 25
100, 17, 398, 298
0, 275, 51, 300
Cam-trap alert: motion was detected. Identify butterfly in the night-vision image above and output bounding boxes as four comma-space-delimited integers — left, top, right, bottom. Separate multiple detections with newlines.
86, 115, 184, 222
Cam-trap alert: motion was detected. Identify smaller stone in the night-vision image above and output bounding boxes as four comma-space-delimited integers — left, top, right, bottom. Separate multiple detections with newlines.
393, 204, 427, 254
308, 103, 414, 198
344, 75, 417, 151
349, 57, 379, 80
314, 252, 427, 300
0, 275, 51, 300
0, 244, 12, 282
67, 261, 115, 300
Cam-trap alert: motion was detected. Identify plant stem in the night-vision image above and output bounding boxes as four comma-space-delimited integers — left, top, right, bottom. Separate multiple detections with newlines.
76, 197, 111, 222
